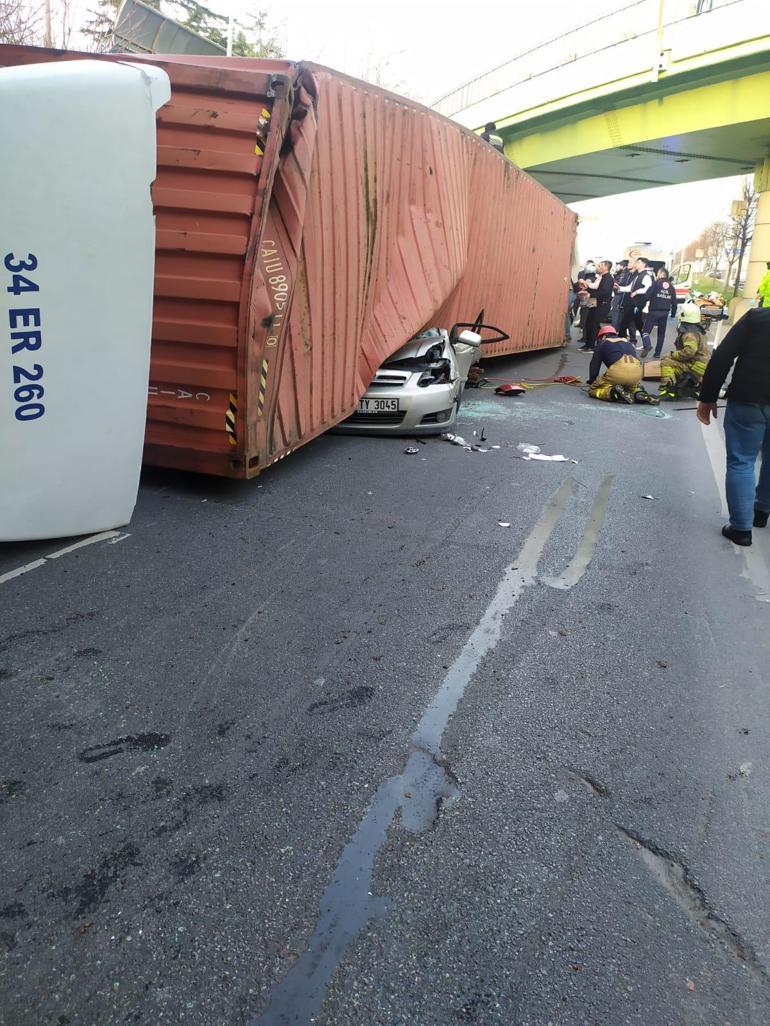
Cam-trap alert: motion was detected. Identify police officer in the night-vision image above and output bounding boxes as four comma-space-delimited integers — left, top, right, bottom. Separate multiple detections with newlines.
641, 267, 678, 358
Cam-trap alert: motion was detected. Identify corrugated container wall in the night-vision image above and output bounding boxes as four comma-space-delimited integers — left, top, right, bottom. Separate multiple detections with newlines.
0, 47, 577, 478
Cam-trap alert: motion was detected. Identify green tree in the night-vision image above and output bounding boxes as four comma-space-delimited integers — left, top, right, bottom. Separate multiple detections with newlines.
81, 0, 282, 57
170, 2, 284, 57
81, 0, 120, 52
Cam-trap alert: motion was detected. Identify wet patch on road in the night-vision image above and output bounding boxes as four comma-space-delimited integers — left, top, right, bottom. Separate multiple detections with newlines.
54, 842, 141, 919
0, 780, 26, 802
252, 478, 587, 1025
169, 850, 204, 883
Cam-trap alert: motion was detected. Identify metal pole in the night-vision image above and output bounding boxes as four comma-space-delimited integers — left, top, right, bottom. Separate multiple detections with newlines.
226, 7, 234, 57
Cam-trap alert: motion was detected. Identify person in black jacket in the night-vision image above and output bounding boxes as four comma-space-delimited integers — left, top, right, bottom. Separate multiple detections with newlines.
579, 260, 614, 351
616, 257, 654, 344
480, 122, 505, 153
641, 267, 678, 358
572, 261, 597, 342
698, 307, 770, 545
611, 260, 632, 328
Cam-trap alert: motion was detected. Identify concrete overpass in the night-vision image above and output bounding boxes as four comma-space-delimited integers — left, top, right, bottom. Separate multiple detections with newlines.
434, 0, 770, 299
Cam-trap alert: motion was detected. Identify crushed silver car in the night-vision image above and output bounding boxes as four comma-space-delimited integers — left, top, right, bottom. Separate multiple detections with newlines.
337, 321, 508, 435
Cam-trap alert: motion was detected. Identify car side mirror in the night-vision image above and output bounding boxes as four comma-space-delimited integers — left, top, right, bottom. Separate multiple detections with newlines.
455, 329, 482, 347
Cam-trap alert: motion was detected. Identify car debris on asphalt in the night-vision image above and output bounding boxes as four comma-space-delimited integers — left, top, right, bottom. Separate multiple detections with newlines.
516, 443, 574, 463
441, 433, 491, 453
403, 447, 420, 455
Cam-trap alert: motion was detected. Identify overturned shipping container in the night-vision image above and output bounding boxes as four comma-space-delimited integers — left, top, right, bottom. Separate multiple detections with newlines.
0, 47, 577, 478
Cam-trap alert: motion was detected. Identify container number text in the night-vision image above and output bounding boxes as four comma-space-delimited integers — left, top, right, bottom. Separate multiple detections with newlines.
5, 252, 44, 421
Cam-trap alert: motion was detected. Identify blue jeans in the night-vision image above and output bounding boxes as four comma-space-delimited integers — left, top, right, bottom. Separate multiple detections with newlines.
724, 401, 770, 531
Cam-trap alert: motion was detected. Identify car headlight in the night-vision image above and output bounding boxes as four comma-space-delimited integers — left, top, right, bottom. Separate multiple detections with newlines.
417, 360, 452, 387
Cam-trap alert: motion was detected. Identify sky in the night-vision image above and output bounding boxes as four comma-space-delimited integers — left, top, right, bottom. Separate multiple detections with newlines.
63, 0, 747, 261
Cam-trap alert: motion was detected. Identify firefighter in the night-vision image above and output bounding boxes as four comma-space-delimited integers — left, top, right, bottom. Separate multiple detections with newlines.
640, 266, 677, 358
658, 301, 710, 401
587, 325, 658, 404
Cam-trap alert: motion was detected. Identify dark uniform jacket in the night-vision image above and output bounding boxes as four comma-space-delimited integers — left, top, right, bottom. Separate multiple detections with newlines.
614, 268, 634, 308
617, 269, 654, 309
646, 278, 678, 317
699, 308, 770, 404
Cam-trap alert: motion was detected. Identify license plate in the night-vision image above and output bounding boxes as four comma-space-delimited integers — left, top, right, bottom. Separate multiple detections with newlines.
356, 398, 400, 413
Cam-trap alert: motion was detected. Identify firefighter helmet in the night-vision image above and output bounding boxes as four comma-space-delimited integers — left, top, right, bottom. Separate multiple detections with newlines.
679, 301, 702, 324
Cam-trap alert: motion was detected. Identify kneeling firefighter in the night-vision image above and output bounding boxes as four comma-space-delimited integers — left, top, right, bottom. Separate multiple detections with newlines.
658, 302, 710, 401
587, 325, 658, 404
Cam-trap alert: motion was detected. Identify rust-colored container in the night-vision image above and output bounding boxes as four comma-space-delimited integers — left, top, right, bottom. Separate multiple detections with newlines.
0, 47, 576, 478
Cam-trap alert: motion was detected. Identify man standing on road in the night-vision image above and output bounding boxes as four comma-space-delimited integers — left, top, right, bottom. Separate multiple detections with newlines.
641, 266, 678, 358
611, 259, 632, 328
579, 260, 614, 352
697, 306, 770, 546
573, 260, 597, 344
616, 257, 654, 345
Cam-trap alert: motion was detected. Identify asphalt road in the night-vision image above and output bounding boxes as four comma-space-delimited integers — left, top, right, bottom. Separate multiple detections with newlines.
2, 342, 769, 1026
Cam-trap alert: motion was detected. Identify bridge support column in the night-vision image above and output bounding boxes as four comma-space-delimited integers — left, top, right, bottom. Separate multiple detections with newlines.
744, 157, 770, 301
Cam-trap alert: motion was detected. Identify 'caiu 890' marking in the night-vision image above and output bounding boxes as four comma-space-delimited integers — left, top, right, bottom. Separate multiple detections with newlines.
5, 252, 45, 422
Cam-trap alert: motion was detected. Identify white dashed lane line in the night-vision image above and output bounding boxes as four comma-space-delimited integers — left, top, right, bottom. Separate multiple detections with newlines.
0, 530, 130, 586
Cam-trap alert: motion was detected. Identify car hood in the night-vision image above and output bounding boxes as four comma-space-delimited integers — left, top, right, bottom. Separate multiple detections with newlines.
382, 331, 448, 365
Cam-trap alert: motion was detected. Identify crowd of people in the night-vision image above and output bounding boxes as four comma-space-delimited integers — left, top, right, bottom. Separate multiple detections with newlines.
569, 254, 770, 551
569, 255, 708, 407
571, 256, 679, 356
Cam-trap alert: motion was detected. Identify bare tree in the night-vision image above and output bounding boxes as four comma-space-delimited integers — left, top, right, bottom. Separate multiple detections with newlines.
56, 0, 73, 47
701, 221, 726, 277
727, 177, 757, 292
1, 0, 42, 44
1, 0, 74, 47
359, 50, 409, 97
